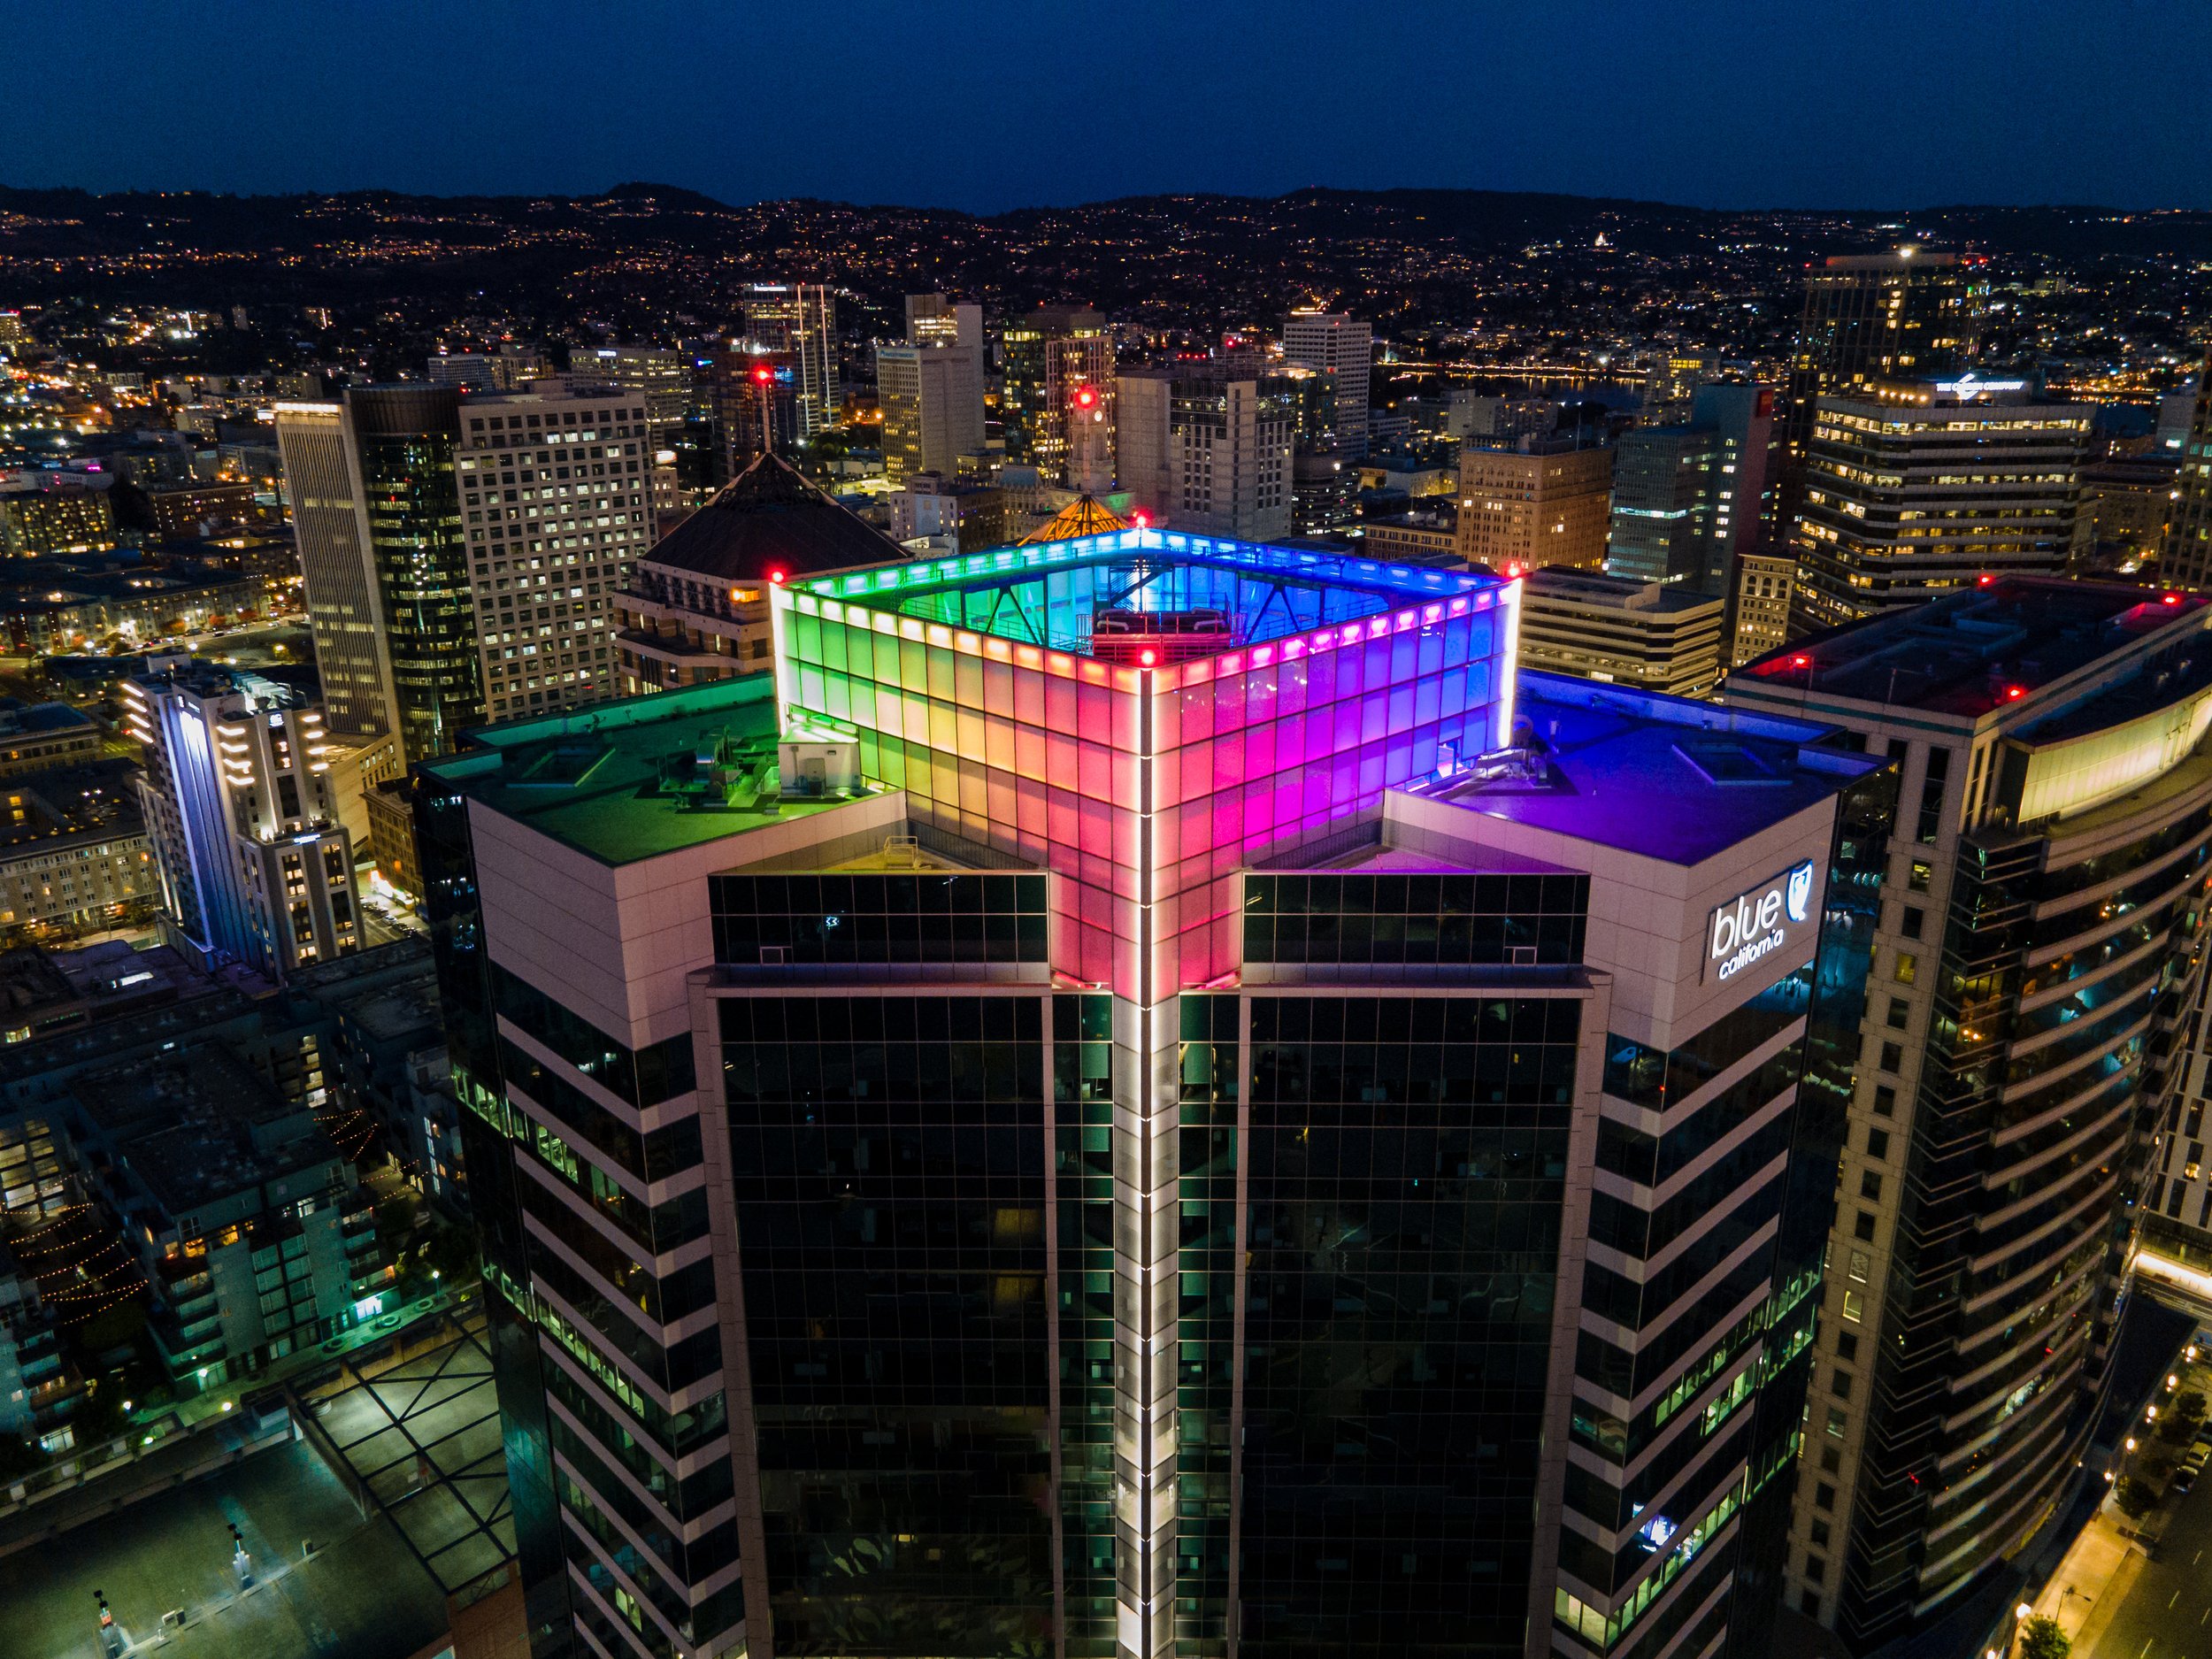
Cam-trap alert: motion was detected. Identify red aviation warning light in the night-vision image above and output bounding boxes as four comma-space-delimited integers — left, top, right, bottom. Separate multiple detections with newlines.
767, 568, 787, 585
753, 365, 774, 385
1073, 384, 1099, 411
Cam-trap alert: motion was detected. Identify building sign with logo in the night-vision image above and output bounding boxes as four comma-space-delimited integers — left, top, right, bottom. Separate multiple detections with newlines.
1707, 859, 1817, 982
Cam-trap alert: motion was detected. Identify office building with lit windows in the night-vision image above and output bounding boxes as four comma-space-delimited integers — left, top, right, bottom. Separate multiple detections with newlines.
422, 526, 1889, 1659
125, 652, 364, 979
2162, 344, 2212, 589
742, 284, 841, 440
1778, 252, 1988, 532
455, 387, 656, 720
1727, 578, 2212, 1654
1117, 362, 1296, 539
1789, 380, 2092, 637
1456, 439, 1614, 574
1608, 426, 1721, 587
1281, 309, 1372, 457
1002, 304, 1114, 480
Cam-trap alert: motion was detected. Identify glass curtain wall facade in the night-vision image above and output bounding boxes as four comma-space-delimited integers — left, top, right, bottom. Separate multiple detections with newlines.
349, 385, 487, 761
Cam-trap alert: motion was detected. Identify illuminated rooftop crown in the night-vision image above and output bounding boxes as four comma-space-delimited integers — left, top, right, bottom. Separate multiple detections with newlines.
773, 528, 1522, 993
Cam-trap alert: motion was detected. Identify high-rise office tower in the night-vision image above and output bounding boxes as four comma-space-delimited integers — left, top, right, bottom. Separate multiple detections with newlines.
1455, 439, 1614, 573
904, 293, 983, 352
878, 298, 986, 487
744, 284, 841, 439
1777, 252, 1988, 532
454, 386, 655, 720
125, 652, 362, 979
1001, 304, 1112, 480
706, 345, 802, 471
2144, 976, 2212, 1273
271, 402, 398, 744
572, 345, 695, 448
1116, 361, 1295, 538
1727, 580, 2212, 1651
1691, 382, 1774, 593
274, 386, 485, 764
1608, 426, 1721, 586
421, 525, 1889, 1659
1282, 309, 1372, 457
2159, 346, 2212, 588
1789, 380, 2092, 636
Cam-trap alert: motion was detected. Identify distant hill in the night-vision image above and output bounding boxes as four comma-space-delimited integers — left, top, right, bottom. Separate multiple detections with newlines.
1, 181, 2205, 333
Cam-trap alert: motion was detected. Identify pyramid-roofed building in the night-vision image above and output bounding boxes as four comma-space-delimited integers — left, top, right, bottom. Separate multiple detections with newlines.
613, 450, 910, 695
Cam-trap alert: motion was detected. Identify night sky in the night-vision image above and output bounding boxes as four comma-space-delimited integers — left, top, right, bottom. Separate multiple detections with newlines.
5, 0, 2206, 212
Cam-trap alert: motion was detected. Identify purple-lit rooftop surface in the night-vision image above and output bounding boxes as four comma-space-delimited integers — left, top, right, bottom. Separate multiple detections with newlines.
1421, 672, 1884, 866
1735, 576, 2209, 718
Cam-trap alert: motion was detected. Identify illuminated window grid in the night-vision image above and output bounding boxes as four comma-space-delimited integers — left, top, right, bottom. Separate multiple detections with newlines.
772, 529, 1520, 997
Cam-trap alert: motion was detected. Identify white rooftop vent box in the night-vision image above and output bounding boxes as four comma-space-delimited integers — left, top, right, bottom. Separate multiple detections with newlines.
779, 738, 860, 798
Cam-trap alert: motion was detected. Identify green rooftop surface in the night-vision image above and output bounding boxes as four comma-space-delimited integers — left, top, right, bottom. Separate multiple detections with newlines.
425, 674, 873, 866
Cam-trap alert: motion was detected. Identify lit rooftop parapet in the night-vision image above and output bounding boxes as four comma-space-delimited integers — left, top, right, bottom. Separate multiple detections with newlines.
788, 526, 1503, 664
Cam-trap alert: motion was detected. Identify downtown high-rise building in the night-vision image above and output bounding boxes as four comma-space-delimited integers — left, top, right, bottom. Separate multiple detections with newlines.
1282, 309, 1372, 457
2160, 343, 2212, 588
124, 652, 363, 979
878, 296, 986, 487
1727, 579, 2212, 1653
1608, 426, 1721, 586
1116, 361, 1295, 538
1001, 303, 1113, 480
275, 385, 484, 764
1455, 439, 1614, 573
1789, 380, 2092, 636
572, 344, 695, 447
421, 524, 1892, 1659
1778, 253, 1987, 533
1610, 386, 1773, 598
744, 284, 841, 438
454, 386, 657, 720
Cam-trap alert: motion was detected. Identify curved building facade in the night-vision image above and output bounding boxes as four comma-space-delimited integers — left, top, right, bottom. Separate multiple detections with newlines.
1728, 577, 2212, 1652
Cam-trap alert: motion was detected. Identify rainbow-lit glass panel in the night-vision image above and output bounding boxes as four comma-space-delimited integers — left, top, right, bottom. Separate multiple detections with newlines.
774, 531, 1519, 996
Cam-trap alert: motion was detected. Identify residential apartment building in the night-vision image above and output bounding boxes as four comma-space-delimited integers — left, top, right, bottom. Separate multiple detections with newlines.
1728, 579, 2212, 1651
0, 482, 115, 557
0, 703, 101, 778
125, 654, 362, 979
0, 761, 157, 945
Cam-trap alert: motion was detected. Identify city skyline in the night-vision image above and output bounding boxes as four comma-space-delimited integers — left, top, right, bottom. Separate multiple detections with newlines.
2, 0, 2209, 213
